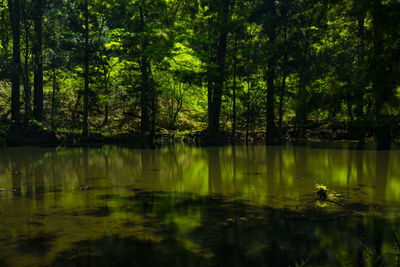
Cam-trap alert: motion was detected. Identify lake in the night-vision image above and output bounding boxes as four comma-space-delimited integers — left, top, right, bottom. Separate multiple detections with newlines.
0, 145, 399, 266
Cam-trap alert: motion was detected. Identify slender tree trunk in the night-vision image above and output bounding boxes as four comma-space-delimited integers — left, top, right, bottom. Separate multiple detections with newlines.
278, 20, 288, 137
232, 35, 237, 140
9, 0, 22, 133
102, 67, 109, 127
207, 72, 212, 130
295, 21, 312, 136
139, 54, 150, 135
82, 0, 89, 137
246, 77, 250, 145
296, 74, 305, 129
98, 18, 110, 127
354, 15, 365, 119
265, 0, 279, 145
22, 2, 31, 123
371, 0, 390, 149
33, 0, 44, 122
138, 5, 155, 147
149, 64, 156, 142
139, 6, 149, 134
353, 14, 366, 143
51, 68, 57, 129
207, 0, 229, 138
266, 33, 278, 144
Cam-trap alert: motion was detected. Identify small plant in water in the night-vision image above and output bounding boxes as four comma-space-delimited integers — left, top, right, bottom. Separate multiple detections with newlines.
297, 181, 354, 215
315, 184, 327, 200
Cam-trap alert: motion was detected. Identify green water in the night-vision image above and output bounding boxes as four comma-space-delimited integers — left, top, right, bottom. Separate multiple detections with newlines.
0, 145, 399, 266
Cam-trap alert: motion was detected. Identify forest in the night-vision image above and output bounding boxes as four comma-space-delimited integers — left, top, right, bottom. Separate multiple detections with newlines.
0, 0, 399, 148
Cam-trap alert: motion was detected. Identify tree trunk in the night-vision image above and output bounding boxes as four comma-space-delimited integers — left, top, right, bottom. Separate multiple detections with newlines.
98, 18, 110, 127
295, 20, 312, 137
149, 64, 156, 142
22, 1, 32, 123
232, 35, 237, 140
82, 0, 89, 137
9, 0, 21, 134
278, 18, 288, 138
207, 0, 229, 138
51, 68, 57, 130
266, 51, 278, 144
138, 5, 155, 147
371, 0, 391, 149
246, 76, 250, 145
265, 4, 278, 145
33, 0, 44, 122
354, 15, 365, 118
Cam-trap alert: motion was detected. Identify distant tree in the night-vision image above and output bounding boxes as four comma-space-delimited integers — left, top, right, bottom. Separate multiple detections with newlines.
33, 0, 44, 122
8, 0, 22, 133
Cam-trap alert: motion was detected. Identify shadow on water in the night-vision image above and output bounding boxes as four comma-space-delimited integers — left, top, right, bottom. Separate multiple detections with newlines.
45, 192, 397, 267
17, 233, 58, 256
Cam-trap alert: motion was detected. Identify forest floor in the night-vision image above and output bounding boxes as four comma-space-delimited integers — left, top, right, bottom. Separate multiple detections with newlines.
1, 118, 398, 149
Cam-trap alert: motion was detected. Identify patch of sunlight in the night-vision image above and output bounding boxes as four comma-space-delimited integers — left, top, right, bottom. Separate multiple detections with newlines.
167, 209, 202, 237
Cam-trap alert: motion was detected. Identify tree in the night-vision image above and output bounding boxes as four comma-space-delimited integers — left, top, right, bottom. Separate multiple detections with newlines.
207, 0, 230, 138
8, 0, 22, 133
82, 0, 89, 137
33, 0, 44, 122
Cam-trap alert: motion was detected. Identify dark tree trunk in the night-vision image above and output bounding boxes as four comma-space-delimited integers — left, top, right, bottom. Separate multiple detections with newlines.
207, 0, 229, 138
82, 0, 89, 137
103, 100, 109, 126
139, 55, 151, 136
231, 35, 237, 140
371, 0, 391, 150
296, 74, 306, 135
98, 18, 110, 127
278, 17, 288, 138
22, 1, 32, 123
246, 76, 250, 145
138, 6, 155, 147
33, 0, 44, 122
207, 72, 212, 130
266, 52, 278, 144
265, 0, 279, 145
295, 21, 312, 137
354, 15, 365, 119
149, 64, 156, 141
102, 66, 109, 127
51, 68, 57, 129
9, 0, 22, 133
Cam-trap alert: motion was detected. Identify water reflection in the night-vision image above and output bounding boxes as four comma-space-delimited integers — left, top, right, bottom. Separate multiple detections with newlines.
0, 145, 399, 266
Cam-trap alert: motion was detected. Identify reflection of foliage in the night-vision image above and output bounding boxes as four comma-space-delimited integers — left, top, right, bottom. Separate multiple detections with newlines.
0, 146, 399, 265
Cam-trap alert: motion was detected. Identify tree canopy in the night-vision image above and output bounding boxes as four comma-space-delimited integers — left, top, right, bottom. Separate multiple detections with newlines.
0, 0, 399, 148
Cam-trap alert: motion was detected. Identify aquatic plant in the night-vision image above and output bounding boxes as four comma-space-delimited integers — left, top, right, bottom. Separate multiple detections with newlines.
315, 184, 327, 200
296, 182, 354, 215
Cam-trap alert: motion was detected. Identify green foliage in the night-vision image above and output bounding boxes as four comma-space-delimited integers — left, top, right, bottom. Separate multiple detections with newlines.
0, 0, 399, 144
28, 119, 44, 129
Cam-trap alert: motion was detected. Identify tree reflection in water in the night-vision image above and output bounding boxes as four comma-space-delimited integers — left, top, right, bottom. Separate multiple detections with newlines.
0, 145, 399, 266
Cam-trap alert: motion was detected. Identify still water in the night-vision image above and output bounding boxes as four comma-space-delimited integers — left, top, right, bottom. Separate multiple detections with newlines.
0, 145, 399, 266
